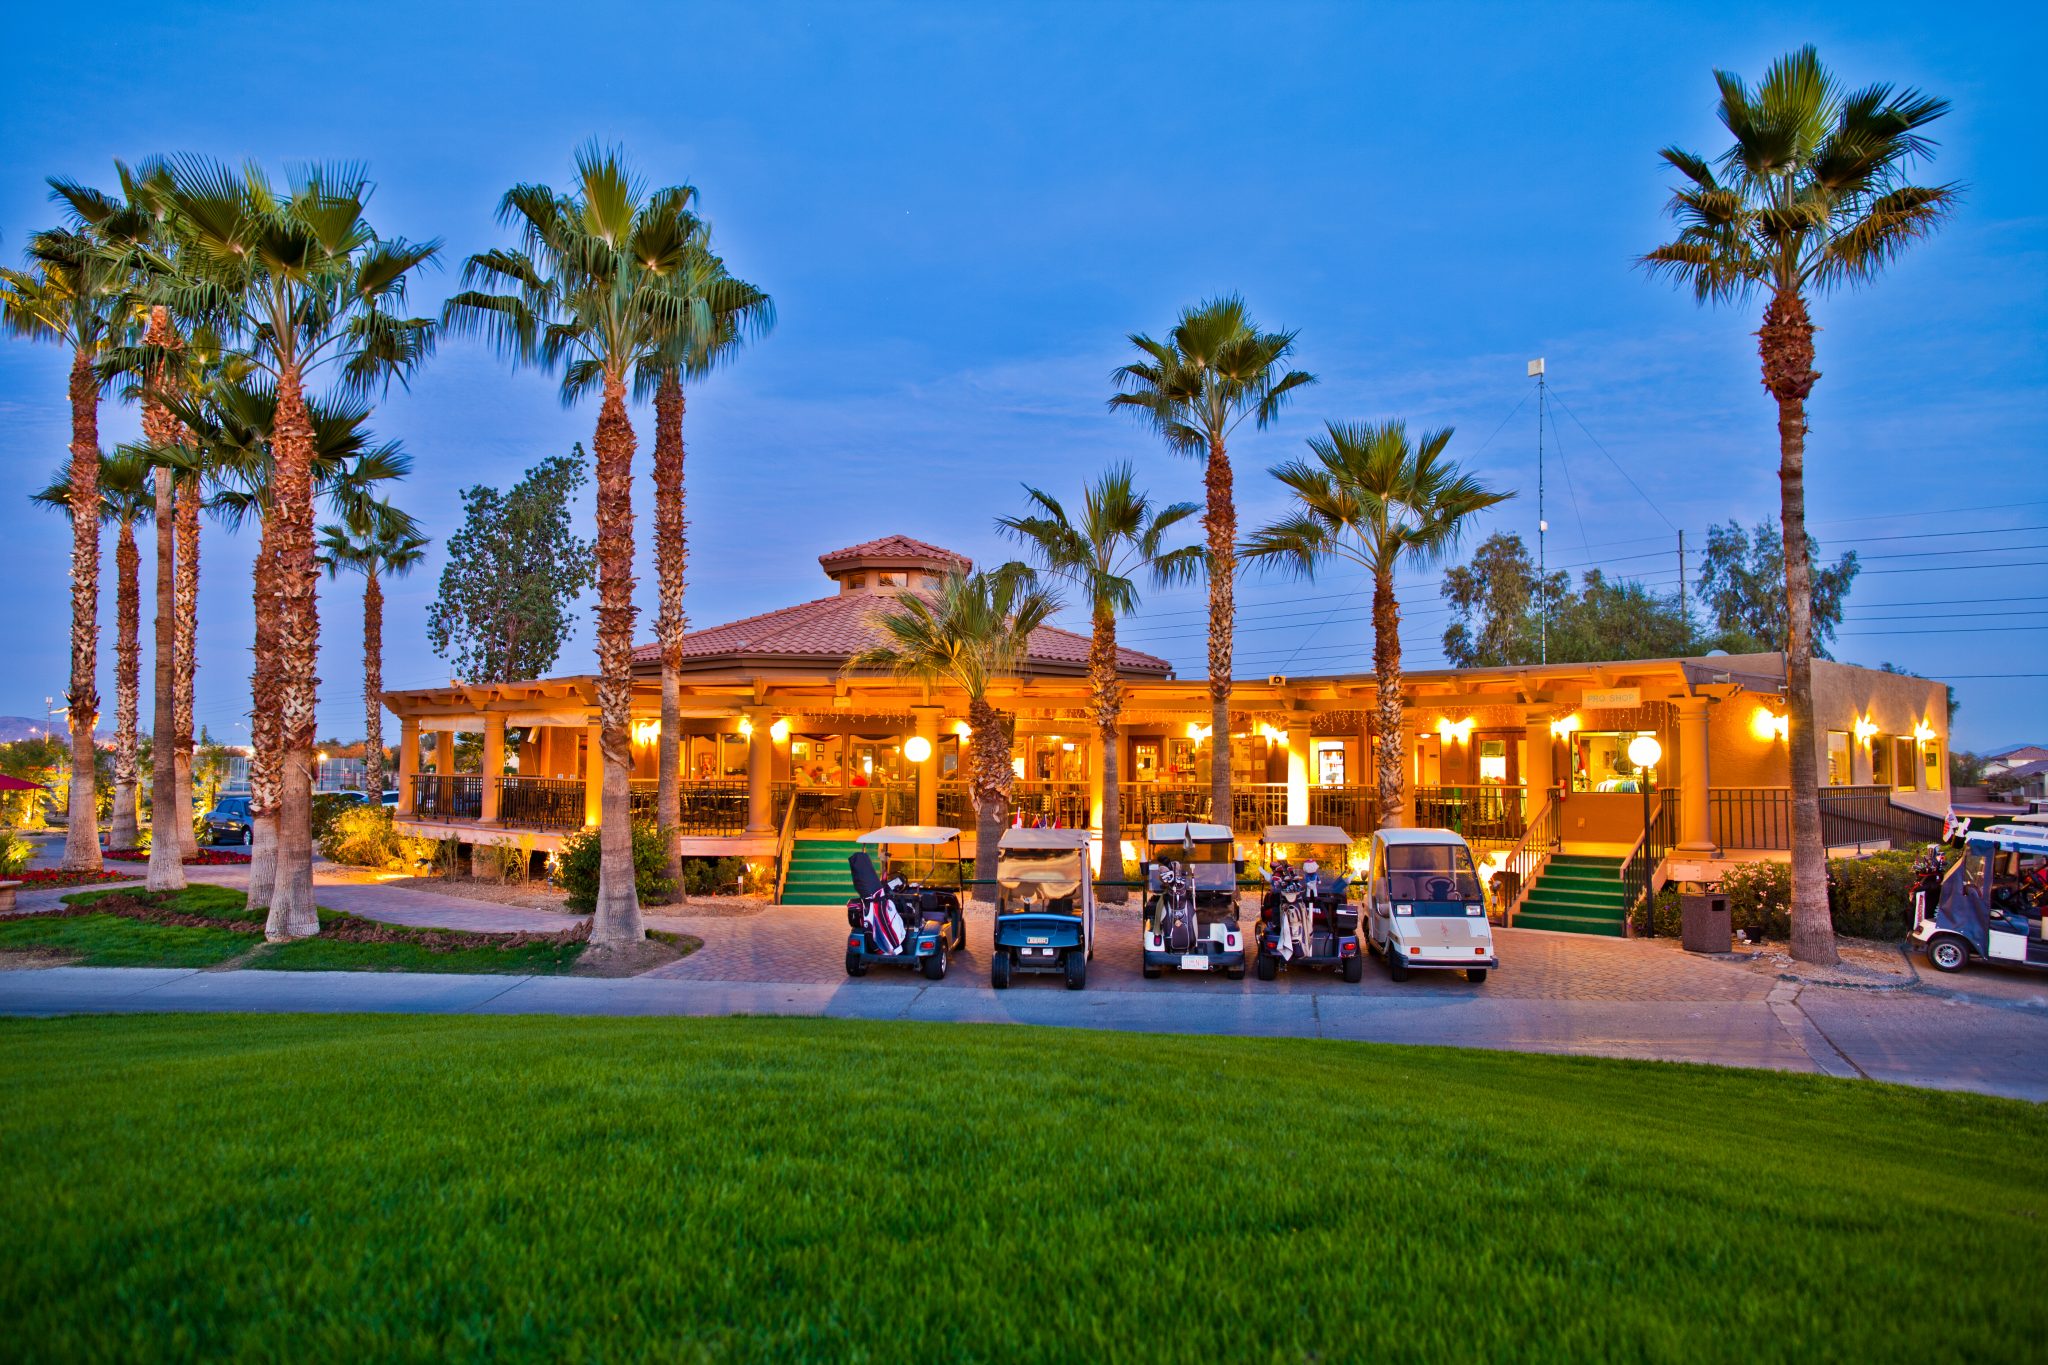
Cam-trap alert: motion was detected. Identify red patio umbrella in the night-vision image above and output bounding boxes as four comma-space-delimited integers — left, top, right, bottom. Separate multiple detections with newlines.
0, 775, 48, 791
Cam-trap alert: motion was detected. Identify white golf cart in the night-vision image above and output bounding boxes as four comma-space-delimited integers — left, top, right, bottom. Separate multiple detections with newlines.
1364, 827, 1497, 983
1913, 819, 2048, 974
1139, 822, 1246, 978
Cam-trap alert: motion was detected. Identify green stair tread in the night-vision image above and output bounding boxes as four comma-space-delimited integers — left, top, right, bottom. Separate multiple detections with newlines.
1512, 912, 1627, 937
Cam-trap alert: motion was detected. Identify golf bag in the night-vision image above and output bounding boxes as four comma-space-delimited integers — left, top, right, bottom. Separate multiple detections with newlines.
847, 851, 910, 954
1156, 861, 1199, 952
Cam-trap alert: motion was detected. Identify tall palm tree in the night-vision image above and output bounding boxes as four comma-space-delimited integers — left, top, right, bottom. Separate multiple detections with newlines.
1110, 295, 1315, 822
996, 465, 1202, 896
637, 227, 773, 890
1, 228, 125, 870
445, 145, 702, 950
1642, 47, 1955, 965
1244, 421, 1509, 830
849, 570, 1058, 878
33, 453, 154, 851
155, 158, 437, 938
318, 504, 428, 798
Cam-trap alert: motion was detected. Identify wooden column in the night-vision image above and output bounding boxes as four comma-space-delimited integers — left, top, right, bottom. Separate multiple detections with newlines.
583, 721, 603, 826
1674, 696, 1714, 852
481, 715, 505, 824
1284, 725, 1309, 825
396, 718, 420, 815
745, 709, 774, 836
913, 706, 942, 827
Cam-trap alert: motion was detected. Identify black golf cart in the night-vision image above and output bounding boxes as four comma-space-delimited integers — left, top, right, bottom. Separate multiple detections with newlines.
1252, 823, 1363, 982
843, 825, 967, 981
1139, 822, 1246, 978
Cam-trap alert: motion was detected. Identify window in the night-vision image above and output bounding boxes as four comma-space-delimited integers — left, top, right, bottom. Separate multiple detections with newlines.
877, 571, 907, 588
842, 573, 866, 590
1893, 737, 1917, 792
1134, 742, 1160, 783
1315, 742, 1346, 787
1380, 842, 1484, 902
1571, 731, 1659, 793
1476, 738, 1508, 785
1826, 731, 1850, 786
1871, 737, 1894, 787
1921, 738, 1942, 791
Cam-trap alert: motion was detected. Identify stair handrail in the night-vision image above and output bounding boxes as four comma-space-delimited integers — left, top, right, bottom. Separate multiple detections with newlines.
771, 785, 801, 904
1500, 792, 1560, 924
1618, 797, 1676, 932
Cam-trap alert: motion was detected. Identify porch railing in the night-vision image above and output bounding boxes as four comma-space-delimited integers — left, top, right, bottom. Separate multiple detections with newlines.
1310, 785, 1378, 835
1499, 793, 1559, 921
496, 776, 584, 831
776, 781, 917, 833
1413, 785, 1527, 843
1710, 785, 1939, 852
410, 774, 483, 821
1618, 797, 1676, 933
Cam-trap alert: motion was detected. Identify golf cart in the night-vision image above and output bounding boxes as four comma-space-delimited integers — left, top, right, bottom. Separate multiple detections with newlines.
1364, 827, 1497, 983
1139, 822, 1246, 978
1252, 824, 1363, 982
1913, 819, 2048, 974
843, 825, 968, 981
990, 826, 1095, 990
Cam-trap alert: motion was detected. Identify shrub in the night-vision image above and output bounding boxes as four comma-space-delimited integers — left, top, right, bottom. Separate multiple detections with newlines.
0, 829, 32, 876
310, 793, 365, 844
555, 820, 675, 911
681, 856, 748, 897
476, 837, 536, 885
1630, 850, 1918, 941
321, 805, 405, 869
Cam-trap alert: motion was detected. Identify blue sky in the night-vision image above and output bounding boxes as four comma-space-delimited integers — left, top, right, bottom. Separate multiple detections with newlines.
1, 0, 2041, 751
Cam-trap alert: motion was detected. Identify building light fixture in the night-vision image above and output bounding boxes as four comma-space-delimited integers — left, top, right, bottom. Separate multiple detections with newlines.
1436, 717, 1474, 745
1750, 708, 1789, 743
1912, 722, 1935, 743
904, 735, 933, 763
769, 718, 790, 743
1549, 713, 1580, 740
1853, 717, 1877, 742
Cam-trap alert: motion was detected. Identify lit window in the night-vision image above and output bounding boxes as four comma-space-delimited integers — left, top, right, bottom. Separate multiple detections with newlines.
1871, 738, 1894, 787
1571, 731, 1659, 793
1826, 732, 1850, 786
1892, 737, 1916, 792
1921, 738, 1942, 790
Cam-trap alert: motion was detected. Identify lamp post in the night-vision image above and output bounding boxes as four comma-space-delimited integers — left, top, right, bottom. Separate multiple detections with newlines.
1627, 733, 1664, 937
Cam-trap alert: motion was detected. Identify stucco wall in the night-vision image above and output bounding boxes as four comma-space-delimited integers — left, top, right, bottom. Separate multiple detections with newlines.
1810, 659, 1949, 813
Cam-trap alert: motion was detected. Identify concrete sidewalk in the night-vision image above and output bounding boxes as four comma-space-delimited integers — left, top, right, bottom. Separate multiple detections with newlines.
5, 964, 2042, 1101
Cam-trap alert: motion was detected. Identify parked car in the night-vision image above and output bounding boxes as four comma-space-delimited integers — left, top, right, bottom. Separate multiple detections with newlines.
204, 794, 254, 846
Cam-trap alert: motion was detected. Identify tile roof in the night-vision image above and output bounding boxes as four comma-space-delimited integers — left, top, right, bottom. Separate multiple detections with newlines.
631, 592, 1171, 676
817, 535, 971, 572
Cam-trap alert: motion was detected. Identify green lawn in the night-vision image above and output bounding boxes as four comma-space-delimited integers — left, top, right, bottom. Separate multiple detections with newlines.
2, 1016, 2041, 1361
248, 908, 596, 975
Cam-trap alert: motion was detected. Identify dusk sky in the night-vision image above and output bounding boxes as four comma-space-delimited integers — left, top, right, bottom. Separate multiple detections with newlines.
2, 1, 2040, 752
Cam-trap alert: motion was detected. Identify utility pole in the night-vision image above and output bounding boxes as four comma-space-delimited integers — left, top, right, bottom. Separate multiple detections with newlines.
1677, 530, 1687, 623
1528, 358, 1548, 664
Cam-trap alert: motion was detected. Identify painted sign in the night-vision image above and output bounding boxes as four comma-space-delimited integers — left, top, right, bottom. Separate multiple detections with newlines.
1583, 687, 1642, 709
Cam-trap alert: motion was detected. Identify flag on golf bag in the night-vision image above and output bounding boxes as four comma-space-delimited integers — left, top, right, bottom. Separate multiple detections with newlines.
862, 889, 907, 954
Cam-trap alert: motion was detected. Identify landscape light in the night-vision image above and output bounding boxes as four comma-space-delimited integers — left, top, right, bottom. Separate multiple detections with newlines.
904, 736, 932, 763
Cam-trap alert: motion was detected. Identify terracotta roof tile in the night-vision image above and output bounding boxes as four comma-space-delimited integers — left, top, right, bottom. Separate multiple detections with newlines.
817, 535, 971, 571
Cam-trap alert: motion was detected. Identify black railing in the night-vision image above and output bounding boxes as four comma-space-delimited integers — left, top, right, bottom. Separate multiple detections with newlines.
410, 774, 483, 821
1009, 781, 1090, 829
497, 776, 584, 831
1310, 786, 1378, 835
1709, 785, 1936, 852
1413, 785, 1527, 843
1230, 784, 1289, 834
1124, 783, 1214, 829
1619, 797, 1676, 930
625, 780, 751, 835
1500, 793, 1560, 921
775, 782, 916, 833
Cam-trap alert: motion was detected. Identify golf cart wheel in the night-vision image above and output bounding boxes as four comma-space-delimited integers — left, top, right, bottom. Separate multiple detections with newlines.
991, 951, 1012, 990
952, 915, 967, 951
922, 943, 948, 981
1064, 950, 1087, 991
1926, 936, 1969, 973
1342, 953, 1363, 984
1255, 952, 1278, 982
845, 950, 868, 978
1225, 963, 1245, 980
1466, 968, 1488, 984
1388, 953, 1409, 982
1142, 963, 1161, 979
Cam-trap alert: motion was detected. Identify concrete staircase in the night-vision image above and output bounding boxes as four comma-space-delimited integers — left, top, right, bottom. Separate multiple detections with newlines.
1513, 854, 1629, 937
780, 837, 864, 906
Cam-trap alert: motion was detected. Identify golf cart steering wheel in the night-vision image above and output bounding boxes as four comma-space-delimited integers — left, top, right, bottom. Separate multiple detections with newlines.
1426, 875, 1455, 901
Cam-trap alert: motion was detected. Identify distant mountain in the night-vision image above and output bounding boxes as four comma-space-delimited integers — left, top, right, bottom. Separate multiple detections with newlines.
0, 716, 68, 743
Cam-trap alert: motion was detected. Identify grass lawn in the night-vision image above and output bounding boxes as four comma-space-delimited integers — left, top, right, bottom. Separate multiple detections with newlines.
0, 885, 258, 967
3, 1015, 2042, 1361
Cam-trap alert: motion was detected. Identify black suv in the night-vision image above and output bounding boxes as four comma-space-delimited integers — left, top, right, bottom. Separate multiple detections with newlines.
205, 794, 254, 846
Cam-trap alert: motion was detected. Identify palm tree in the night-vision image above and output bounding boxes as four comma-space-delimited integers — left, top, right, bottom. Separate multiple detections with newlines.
637, 224, 773, 890
1, 228, 125, 870
996, 466, 1202, 896
318, 504, 428, 798
1110, 296, 1315, 823
1642, 47, 1956, 965
849, 570, 1058, 878
1244, 421, 1510, 830
445, 145, 703, 950
33, 453, 154, 851
155, 157, 437, 938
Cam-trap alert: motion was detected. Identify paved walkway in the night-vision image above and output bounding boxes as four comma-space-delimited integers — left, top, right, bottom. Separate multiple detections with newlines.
5, 859, 2044, 1101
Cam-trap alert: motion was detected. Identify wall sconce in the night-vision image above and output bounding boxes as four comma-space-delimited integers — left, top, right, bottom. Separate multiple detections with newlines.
631, 719, 660, 747
1549, 713, 1581, 740
1852, 717, 1877, 742
903, 735, 933, 763
737, 717, 753, 738
769, 718, 790, 743
1750, 708, 1789, 743
1436, 717, 1474, 745
1257, 723, 1286, 744
953, 720, 972, 739
1186, 722, 1212, 743
1912, 722, 1935, 743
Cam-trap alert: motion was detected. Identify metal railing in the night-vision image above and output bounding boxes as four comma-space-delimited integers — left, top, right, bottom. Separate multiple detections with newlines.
410, 774, 483, 821
772, 785, 802, 902
1619, 797, 1676, 932
1310, 785, 1378, 835
1008, 781, 1090, 829
1499, 793, 1559, 921
775, 781, 916, 833
1709, 785, 1938, 851
1412, 785, 1527, 843
496, 776, 584, 830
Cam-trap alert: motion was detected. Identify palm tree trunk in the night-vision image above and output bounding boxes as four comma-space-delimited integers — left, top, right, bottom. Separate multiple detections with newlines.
173, 480, 200, 858
590, 372, 645, 946
1090, 605, 1127, 900
1204, 433, 1235, 827
362, 569, 385, 797
967, 696, 1013, 897
61, 349, 103, 872
109, 517, 140, 850
652, 368, 686, 894
246, 515, 280, 911
1761, 287, 1836, 966
264, 363, 319, 939
1372, 565, 1405, 828
146, 466, 186, 893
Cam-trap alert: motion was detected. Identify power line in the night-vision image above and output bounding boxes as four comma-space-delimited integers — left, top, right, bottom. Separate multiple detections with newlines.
1542, 385, 1680, 532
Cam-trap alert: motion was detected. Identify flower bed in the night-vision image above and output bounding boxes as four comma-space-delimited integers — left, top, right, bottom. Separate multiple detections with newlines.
6, 869, 136, 888
103, 848, 253, 866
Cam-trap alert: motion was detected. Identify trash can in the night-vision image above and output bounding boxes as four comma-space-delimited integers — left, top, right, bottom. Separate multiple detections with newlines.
1680, 892, 1732, 954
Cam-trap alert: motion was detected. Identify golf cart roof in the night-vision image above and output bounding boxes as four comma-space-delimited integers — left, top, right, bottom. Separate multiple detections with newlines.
1969, 823, 2048, 854
1145, 822, 1234, 844
998, 827, 1091, 851
1377, 826, 1474, 847
1262, 824, 1352, 846
856, 825, 963, 847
